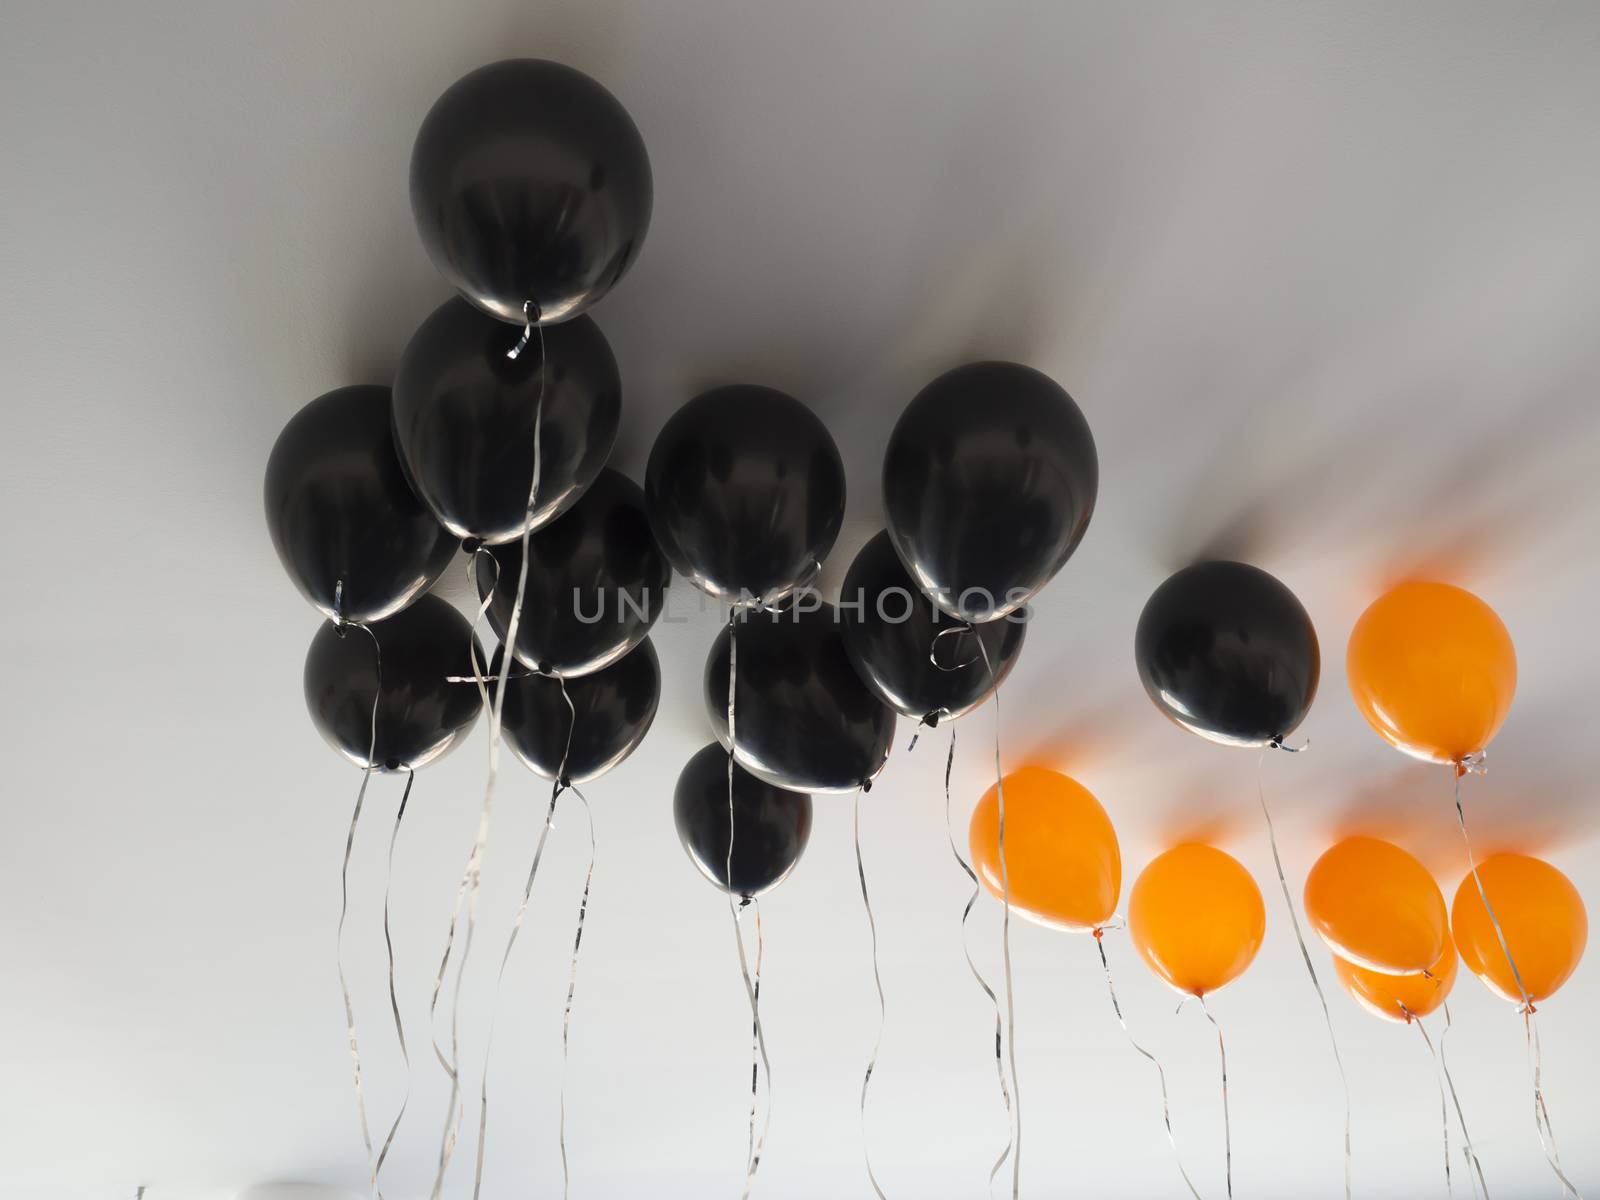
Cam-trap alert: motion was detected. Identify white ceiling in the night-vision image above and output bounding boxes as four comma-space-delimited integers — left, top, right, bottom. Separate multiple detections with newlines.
4, 2, 1600, 1197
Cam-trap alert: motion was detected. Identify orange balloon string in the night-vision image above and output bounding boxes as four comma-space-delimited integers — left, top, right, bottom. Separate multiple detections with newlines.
1194, 994, 1232, 1199
1091, 927, 1202, 1198
1402, 1008, 1453, 1198
1449, 765, 1579, 1198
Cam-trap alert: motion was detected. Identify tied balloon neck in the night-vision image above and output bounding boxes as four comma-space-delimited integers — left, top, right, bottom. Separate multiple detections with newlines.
1268, 734, 1310, 754
1456, 752, 1489, 779
506, 299, 541, 361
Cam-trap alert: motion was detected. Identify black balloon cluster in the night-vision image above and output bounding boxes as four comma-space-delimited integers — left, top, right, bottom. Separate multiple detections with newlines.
262, 57, 1238, 903
266, 58, 658, 785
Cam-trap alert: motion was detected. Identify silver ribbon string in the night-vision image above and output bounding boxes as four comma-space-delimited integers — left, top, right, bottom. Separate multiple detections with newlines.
1451, 764, 1581, 1199
373, 768, 416, 1188
1093, 927, 1203, 1199
855, 782, 889, 1200
558, 783, 597, 1200
1195, 994, 1232, 1199
471, 673, 577, 1200
1260, 745, 1352, 1199
1437, 1001, 1491, 1200
506, 298, 537, 360
972, 639, 1021, 1200
1404, 1009, 1454, 1199
725, 608, 773, 1198
335, 619, 383, 1197
431, 319, 547, 1200
938, 725, 1015, 1193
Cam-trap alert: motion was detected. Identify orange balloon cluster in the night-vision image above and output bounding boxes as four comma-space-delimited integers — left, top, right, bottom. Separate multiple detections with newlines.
1305, 837, 1458, 1022
1303, 835, 1588, 1020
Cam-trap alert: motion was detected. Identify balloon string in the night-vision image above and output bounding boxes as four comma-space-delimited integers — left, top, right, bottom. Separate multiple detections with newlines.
336, 621, 383, 1197
939, 724, 1015, 1194
724, 610, 773, 1199
1258, 747, 1352, 1200
468, 781, 562, 1199
733, 897, 772, 1197
471, 670, 577, 1200
973, 639, 1020, 1200
432, 319, 546, 1200
1437, 1001, 1492, 1200
1450, 766, 1580, 1198
854, 783, 889, 1200
1405, 1009, 1453, 1198
1092, 929, 1203, 1199
373, 768, 416, 1188
558, 783, 596, 1200
1195, 995, 1232, 1199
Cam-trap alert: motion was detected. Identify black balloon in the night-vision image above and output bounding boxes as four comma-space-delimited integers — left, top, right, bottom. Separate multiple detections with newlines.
392, 298, 620, 544
705, 602, 895, 794
673, 743, 813, 898
1134, 560, 1320, 748
882, 361, 1098, 623
479, 468, 669, 678
841, 530, 1026, 724
646, 385, 846, 604
265, 386, 456, 624
410, 59, 652, 326
304, 594, 483, 771
499, 639, 660, 784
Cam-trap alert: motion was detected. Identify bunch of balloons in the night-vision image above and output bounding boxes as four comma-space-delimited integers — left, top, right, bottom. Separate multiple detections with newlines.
266, 58, 660, 782
656, 361, 1100, 895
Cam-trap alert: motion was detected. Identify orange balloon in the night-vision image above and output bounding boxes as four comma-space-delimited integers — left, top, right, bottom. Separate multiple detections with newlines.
1303, 836, 1447, 974
1333, 941, 1458, 1023
969, 766, 1120, 931
1128, 844, 1264, 997
1451, 854, 1587, 1005
1346, 582, 1516, 764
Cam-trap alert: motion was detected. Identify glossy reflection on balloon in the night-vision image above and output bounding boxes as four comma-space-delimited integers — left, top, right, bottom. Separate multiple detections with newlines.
392, 298, 620, 544
1303, 836, 1447, 975
480, 468, 669, 678
1135, 560, 1319, 747
705, 602, 896, 795
410, 59, 652, 325
265, 386, 455, 624
1451, 853, 1587, 1005
967, 767, 1119, 932
883, 361, 1098, 623
303, 594, 483, 771
673, 743, 813, 898
499, 639, 659, 785
841, 530, 1025, 723
1333, 942, 1458, 1024
1348, 582, 1517, 764
646, 385, 846, 604
1129, 843, 1265, 997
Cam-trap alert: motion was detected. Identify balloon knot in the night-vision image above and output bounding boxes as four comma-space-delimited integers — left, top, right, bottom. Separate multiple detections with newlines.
1269, 734, 1310, 753
1457, 752, 1488, 777
1522, 1001, 1538, 1016
1092, 926, 1104, 942
384, 757, 401, 773
461, 537, 482, 556
861, 779, 873, 795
